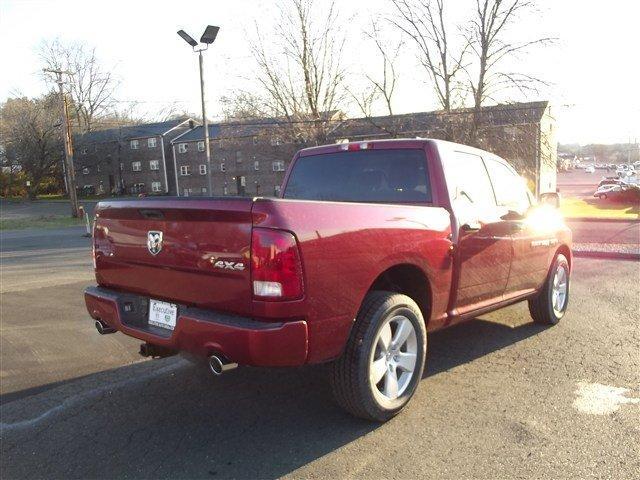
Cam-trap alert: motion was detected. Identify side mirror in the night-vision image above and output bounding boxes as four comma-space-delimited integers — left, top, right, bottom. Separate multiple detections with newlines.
539, 192, 560, 208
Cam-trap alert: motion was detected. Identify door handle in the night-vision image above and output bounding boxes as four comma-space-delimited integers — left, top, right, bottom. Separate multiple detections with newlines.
461, 222, 482, 232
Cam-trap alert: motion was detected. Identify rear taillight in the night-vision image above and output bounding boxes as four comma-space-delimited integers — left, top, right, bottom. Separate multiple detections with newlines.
251, 228, 304, 301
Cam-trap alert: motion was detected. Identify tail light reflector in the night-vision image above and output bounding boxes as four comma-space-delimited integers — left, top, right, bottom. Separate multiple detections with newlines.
251, 228, 304, 301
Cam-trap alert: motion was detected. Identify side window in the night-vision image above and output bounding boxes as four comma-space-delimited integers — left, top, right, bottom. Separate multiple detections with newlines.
485, 158, 531, 215
442, 151, 496, 222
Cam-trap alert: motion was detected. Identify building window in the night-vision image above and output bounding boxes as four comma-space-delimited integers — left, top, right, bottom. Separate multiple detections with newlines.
253, 136, 258, 145
254, 160, 260, 171
201, 187, 208, 194
199, 164, 207, 175
96, 165, 100, 173
131, 183, 146, 194
180, 165, 191, 176
148, 137, 157, 148
149, 160, 160, 171
130, 140, 139, 149
81, 148, 88, 155
120, 162, 124, 171
272, 161, 285, 172
220, 162, 226, 172
270, 137, 281, 146
178, 143, 188, 154
132, 161, 142, 172
274, 185, 281, 196
223, 185, 228, 195
151, 181, 162, 192
183, 188, 191, 197
197, 141, 205, 152
82, 167, 90, 175
218, 139, 224, 148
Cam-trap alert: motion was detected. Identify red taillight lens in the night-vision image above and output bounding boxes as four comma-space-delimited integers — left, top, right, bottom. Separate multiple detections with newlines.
251, 228, 304, 301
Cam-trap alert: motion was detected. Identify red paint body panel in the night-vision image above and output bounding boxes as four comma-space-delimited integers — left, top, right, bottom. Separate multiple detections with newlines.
86, 139, 572, 367
84, 287, 308, 366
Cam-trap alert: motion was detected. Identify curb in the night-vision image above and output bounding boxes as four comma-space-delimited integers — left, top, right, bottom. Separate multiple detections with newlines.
565, 217, 639, 223
572, 250, 640, 261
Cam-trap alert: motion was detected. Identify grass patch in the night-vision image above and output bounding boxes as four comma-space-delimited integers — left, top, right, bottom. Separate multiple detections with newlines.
560, 197, 639, 220
0, 215, 87, 231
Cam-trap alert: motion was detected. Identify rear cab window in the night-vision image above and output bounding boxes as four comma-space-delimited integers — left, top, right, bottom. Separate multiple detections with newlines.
283, 149, 432, 204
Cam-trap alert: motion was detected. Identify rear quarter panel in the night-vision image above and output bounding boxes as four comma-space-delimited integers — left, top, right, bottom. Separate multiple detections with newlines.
252, 199, 453, 363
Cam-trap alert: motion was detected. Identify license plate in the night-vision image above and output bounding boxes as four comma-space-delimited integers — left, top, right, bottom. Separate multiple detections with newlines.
148, 299, 177, 330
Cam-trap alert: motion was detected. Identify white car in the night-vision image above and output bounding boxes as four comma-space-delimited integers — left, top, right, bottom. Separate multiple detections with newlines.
585, 166, 595, 173
593, 184, 621, 199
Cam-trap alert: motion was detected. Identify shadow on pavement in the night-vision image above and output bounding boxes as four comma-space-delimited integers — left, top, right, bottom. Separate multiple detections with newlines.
1, 317, 547, 479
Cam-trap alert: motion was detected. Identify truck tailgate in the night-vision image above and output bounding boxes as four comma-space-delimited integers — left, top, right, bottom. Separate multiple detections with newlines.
93, 198, 254, 316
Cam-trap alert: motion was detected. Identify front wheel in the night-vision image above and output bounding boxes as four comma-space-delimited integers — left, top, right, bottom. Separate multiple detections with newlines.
599, 193, 607, 199
330, 291, 427, 422
528, 254, 570, 325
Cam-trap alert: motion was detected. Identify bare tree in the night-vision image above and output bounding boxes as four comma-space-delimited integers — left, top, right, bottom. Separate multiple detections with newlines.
390, 0, 468, 112
40, 40, 118, 133
0, 94, 64, 198
247, 0, 347, 144
465, 0, 554, 112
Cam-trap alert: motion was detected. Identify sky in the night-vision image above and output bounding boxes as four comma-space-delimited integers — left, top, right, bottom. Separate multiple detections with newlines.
0, 0, 638, 145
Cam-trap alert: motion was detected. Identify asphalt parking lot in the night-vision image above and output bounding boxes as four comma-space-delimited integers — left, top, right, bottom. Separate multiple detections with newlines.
1, 227, 639, 479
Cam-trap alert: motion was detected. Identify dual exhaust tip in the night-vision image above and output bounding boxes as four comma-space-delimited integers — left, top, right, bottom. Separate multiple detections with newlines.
208, 354, 238, 376
95, 319, 116, 335
95, 320, 237, 376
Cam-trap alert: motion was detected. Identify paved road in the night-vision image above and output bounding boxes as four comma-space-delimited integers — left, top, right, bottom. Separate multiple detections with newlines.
1, 226, 638, 478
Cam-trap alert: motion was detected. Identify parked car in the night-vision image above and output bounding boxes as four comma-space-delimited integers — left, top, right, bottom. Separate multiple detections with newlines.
593, 184, 622, 199
598, 177, 627, 188
594, 183, 640, 201
85, 139, 572, 422
585, 166, 595, 173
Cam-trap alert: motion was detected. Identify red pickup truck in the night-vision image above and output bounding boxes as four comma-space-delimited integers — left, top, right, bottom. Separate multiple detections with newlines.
86, 139, 571, 421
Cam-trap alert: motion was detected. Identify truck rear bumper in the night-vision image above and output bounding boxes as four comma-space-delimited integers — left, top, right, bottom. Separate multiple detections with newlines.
84, 286, 308, 367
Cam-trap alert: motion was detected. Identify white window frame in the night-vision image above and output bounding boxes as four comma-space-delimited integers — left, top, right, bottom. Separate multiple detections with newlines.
147, 137, 157, 148
199, 164, 207, 175
272, 161, 285, 172
151, 181, 162, 192
197, 141, 205, 152
254, 160, 260, 171
149, 160, 160, 171
180, 165, 190, 176
130, 139, 139, 150
82, 167, 90, 175
178, 143, 188, 154
132, 161, 142, 172
220, 162, 226, 172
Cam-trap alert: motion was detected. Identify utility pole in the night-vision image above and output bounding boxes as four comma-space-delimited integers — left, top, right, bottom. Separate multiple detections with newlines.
45, 68, 80, 217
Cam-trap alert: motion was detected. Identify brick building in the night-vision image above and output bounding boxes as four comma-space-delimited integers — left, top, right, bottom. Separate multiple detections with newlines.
74, 118, 194, 196
170, 120, 297, 197
72, 101, 556, 198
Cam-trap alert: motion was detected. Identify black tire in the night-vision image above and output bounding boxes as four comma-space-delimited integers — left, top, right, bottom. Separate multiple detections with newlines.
528, 253, 570, 325
330, 291, 427, 422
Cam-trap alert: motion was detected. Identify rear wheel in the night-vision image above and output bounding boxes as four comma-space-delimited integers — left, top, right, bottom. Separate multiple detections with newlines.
528, 254, 570, 325
330, 291, 427, 422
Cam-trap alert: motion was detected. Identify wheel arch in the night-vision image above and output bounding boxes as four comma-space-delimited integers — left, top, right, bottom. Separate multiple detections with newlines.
363, 263, 432, 326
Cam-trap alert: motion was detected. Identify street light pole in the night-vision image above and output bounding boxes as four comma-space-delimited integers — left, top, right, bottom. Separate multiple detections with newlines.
198, 49, 212, 195
177, 25, 220, 196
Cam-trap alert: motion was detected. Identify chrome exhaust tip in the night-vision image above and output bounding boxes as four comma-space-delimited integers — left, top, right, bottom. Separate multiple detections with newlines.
95, 319, 116, 335
208, 354, 238, 376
